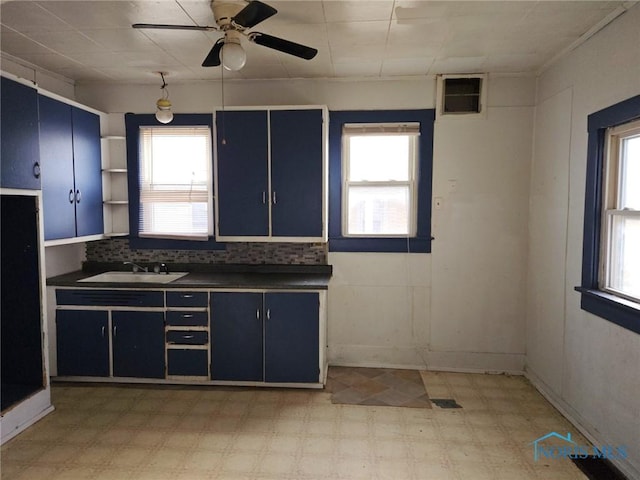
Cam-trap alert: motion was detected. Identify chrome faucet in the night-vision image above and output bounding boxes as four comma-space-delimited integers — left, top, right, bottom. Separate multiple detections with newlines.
123, 261, 148, 273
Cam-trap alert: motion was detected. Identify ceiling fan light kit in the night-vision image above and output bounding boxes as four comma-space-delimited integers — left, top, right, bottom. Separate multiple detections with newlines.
221, 31, 247, 71
133, 0, 318, 71
154, 72, 174, 124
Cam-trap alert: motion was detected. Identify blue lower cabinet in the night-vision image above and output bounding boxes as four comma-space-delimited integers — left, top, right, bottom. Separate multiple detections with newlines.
211, 291, 320, 383
167, 349, 208, 376
264, 292, 319, 383
56, 310, 109, 377
112, 311, 165, 379
211, 292, 263, 381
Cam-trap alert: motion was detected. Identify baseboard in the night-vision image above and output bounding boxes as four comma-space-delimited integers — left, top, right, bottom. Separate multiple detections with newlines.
525, 368, 640, 480
328, 344, 525, 374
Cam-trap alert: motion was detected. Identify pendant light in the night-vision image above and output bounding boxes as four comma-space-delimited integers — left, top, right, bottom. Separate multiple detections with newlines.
155, 72, 173, 124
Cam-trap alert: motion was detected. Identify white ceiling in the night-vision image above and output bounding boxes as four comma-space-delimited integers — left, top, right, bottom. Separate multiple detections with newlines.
0, 0, 633, 84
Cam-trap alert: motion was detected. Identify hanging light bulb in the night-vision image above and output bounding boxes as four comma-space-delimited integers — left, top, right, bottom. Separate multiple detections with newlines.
221, 32, 246, 71
155, 72, 173, 124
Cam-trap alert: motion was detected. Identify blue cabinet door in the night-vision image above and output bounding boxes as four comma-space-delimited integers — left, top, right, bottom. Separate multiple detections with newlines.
112, 311, 165, 379
264, 292, 319, 383
56, 310, 109, 377
38, 95, 76, 240
1, 77, 41, 189
216, 110, 269, 237
270, 110, 324, 237
210, 292, 263, 381
71, 107, 103, 237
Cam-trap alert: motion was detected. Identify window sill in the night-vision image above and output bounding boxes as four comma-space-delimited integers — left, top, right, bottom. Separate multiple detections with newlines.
575, 287, 640, 334
329, 236, 431, 253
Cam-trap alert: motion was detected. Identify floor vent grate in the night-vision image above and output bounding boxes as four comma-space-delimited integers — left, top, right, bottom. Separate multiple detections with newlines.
431, 398, 462, 409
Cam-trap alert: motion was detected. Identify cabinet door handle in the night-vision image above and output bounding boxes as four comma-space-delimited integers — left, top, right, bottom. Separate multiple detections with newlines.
68, 189, 75, 203
101, 326, 105, 337
262, 191, 266, 204
75, 189, 82, 203
113, 326, 117, 337
266, 308, 271, 320
256, 309, 260, 320
33, 162, 41, 179
272, 191, 277, 205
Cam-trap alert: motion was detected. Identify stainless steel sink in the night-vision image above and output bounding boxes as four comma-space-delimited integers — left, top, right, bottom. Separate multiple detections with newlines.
78, 271, 188, 284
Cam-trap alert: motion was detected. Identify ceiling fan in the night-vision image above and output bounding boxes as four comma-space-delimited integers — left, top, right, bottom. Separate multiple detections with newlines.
133, 0, 318, 71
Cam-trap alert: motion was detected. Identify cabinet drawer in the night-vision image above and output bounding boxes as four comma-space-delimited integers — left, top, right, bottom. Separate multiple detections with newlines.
166, 291, 208, 307
56, 289, 163, 307
166, 330, 208, 345
167, 349, 208, 376
166, 311, 208, 326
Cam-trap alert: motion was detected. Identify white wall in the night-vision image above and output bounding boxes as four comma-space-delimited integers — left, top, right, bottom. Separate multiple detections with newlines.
527, 4, 640, 478
76, 74, 535, 374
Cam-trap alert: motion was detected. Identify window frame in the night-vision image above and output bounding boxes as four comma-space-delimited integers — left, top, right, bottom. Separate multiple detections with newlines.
599, 119, 640, 303
328, 110, 434, 253
341, 125, 419, 238
125, 113, 225, 250
577, 94, 640, 334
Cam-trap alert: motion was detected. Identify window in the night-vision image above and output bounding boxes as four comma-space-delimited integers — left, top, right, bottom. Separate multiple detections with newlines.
328, 110, 434, 253
600, 120, 640, 302
124, 113, 223, 250
138, 126, 212, 240
578, 94, 640, 335
342, 123, 419, 237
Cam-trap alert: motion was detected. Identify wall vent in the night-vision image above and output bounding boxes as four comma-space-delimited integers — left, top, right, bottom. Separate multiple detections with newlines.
436, 74, 487, 117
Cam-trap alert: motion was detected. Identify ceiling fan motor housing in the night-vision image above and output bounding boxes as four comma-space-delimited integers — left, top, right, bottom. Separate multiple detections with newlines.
211, 0, 246, 30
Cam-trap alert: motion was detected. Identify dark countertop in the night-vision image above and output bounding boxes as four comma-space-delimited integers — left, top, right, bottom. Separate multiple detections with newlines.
47, 264, 332, 290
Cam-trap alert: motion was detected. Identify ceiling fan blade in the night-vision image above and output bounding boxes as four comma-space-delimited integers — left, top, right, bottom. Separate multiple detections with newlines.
202, 39, 224, 67
249, 32, 318, 60
132, 23, 217, 32
232, 0, 277, 29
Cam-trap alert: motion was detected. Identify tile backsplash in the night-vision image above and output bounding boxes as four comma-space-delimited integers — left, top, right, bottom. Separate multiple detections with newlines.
85, 239, 327, 265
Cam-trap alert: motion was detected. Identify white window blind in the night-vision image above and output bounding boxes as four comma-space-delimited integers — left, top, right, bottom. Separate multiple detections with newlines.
139, 126, 212, 240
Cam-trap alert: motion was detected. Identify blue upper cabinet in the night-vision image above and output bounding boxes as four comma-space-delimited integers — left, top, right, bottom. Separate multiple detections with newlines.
0, 76, 41, 190
216, 110, 270, 237
39, 95, 76, 239
39, 94, 103, 240
215, 107, 327, 242
270, 109, 324, 237
71, 106, 103, 237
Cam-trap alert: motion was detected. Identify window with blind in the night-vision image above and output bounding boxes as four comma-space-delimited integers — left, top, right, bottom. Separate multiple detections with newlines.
138, 126, 212, 240
342, 123, 419, 237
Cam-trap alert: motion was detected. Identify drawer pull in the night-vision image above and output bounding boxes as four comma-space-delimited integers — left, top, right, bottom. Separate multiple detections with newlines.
182, 335, 194, 339
181, 294, 194, 298
181, 314, 194, 318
